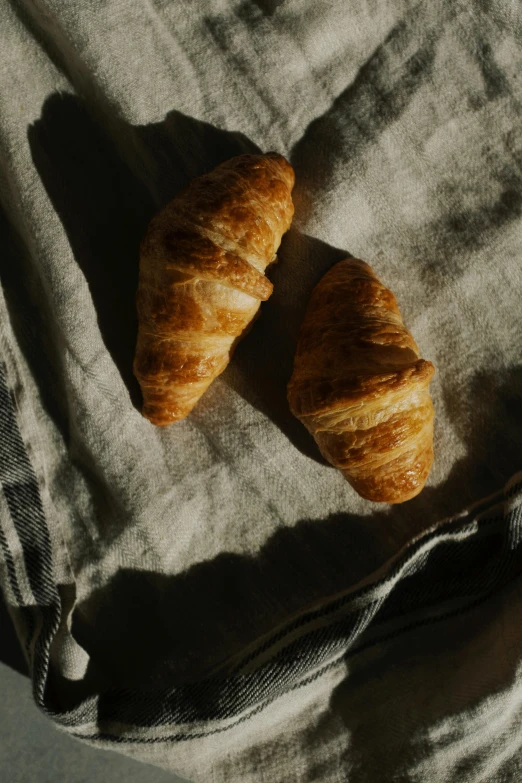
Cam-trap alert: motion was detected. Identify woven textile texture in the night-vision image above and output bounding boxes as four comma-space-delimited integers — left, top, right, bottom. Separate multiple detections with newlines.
1, 1, 522, 780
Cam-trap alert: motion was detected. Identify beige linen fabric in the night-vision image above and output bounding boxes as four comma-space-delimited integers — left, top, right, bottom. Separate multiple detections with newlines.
1, 1, 522, 780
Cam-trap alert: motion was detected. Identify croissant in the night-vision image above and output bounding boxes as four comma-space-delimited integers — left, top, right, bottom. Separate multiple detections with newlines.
287, 259, 435, 503
134, 153, 295, 425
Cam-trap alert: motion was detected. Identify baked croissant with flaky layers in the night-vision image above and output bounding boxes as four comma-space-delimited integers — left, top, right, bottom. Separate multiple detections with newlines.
287, 259, 435, 503
134, 153, 295, 426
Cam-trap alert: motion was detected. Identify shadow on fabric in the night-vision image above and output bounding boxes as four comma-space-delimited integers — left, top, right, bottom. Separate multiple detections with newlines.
311, 573, 522, 782
0, 593, 28, 675
26, 93, 260, 412
26, 93, 343, 462
15, 91, 522, 692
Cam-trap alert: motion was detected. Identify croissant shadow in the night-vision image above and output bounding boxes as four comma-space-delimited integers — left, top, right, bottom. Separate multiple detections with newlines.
437, 365, 522, 505
26, 92, 261, 422
228, 229, 349, 463
25, 92, 348, 464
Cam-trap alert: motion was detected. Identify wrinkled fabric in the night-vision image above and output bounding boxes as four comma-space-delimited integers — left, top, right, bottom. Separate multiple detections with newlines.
1, 1, 522, 781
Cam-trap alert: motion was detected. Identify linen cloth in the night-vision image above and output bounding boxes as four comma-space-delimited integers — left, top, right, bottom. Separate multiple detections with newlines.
2, 0, 522, 780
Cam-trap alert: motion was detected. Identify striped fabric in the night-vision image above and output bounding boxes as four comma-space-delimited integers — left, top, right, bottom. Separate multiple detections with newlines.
2, 360, 522, 748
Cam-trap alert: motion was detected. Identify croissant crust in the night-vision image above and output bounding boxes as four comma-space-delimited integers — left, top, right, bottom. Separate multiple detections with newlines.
287, 259, 435, 503
134, 153, 295, 425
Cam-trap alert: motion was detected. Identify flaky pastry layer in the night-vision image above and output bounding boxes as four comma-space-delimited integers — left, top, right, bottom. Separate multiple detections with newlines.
134, 153, 295, 425
287, 259, 435, 503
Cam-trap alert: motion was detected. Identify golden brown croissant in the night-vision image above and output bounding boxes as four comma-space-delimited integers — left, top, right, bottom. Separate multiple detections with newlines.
287, 259, 435, 503
134, 153, 295, 425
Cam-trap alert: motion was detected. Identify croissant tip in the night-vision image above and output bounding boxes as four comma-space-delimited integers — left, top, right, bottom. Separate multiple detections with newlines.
141, 408, 188, 427
263, 151, 295, 177
348, 480, 429, 504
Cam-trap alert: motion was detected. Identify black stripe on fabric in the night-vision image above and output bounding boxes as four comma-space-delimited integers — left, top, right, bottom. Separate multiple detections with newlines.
0, 375, 56, 606
0, 521, 36, 664
55, 501, 522, 732
0, 365, 62, 688
72, 564, 522, 744
2, 360, 522, 740
228, 508, 511, 677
